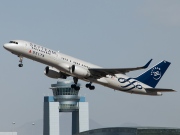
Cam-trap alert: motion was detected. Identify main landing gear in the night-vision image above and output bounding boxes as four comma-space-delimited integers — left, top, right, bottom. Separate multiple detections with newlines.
71, 77, 95, 91
18, 56, 23, 67
71, 77, 80, 91
86, 82, 95, 90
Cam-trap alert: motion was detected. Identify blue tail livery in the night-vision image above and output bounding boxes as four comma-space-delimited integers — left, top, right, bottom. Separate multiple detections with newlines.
136, 60, 171, 88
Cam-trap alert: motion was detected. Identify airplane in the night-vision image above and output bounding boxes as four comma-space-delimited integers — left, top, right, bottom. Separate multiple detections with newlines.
3, 40, 175, 96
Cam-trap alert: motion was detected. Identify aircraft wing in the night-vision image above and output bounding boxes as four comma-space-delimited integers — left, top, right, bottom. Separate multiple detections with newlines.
89, 59, 152, 78
145, 88, 176, 92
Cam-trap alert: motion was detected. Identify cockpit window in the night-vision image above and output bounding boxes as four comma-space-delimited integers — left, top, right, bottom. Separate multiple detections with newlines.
9, 41, 18, 44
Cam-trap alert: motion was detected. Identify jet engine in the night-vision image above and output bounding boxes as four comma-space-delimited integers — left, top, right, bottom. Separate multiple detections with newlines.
71, 65, 90, 78
44, 66, 67, 79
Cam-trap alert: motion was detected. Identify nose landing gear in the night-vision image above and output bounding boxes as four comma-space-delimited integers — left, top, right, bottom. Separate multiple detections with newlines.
18, 56, 23, 67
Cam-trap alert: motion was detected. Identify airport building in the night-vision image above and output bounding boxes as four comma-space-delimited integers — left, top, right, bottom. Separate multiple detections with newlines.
43, 80, 89, 135
75, 127, 180, 135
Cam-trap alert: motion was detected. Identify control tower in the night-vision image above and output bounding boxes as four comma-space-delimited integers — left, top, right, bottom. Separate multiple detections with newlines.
43, 80, 89, 135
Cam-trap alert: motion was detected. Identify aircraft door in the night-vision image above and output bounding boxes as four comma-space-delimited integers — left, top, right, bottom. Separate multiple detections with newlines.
54, 52, 59, 61
24, 43, 29, 52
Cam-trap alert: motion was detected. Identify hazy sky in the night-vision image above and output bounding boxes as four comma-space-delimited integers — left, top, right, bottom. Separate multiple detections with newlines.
1, 0, 180, 132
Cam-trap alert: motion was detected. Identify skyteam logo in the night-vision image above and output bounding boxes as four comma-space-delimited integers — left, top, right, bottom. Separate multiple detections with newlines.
118, 78, 142, 91
151, 67, 161, 80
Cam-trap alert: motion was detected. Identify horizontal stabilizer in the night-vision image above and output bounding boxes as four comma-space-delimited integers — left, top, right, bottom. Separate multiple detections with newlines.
145, 88, 176, 92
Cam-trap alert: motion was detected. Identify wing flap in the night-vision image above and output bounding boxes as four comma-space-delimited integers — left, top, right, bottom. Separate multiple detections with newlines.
145, 88, 176, 92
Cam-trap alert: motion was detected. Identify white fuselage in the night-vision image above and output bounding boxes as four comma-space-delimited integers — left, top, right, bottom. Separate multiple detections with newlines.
4, 40, 161, 96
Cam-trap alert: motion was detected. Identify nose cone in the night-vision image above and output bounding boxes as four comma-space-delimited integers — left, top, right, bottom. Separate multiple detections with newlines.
3, 43, 12, 50
4, 43, 9, 49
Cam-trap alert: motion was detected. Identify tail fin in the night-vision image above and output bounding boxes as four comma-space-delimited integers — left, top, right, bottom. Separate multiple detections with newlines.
135, 60, 171, 88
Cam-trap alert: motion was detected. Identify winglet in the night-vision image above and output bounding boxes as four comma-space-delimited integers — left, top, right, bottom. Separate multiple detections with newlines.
143, 59, 153, 68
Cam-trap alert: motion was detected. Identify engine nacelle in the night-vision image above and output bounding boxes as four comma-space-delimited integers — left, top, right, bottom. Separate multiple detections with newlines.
44, 66, 67, 79
71, 65, 90, 78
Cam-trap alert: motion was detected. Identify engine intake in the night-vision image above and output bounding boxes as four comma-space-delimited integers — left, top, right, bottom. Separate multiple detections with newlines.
71, 65, 90, 78
44, 66, 67, 79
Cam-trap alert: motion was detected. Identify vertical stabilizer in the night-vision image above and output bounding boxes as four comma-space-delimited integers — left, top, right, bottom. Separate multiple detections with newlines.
135, 60, 171, 88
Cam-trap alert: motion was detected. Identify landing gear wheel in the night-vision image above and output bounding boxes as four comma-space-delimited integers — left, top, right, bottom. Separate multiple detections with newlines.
86, 83, 91, 88
72, 77, 80, 90
86, 83, 95, 90
89, 85, 95, 90
18, 64, 23, 67
71, 84, 76, 89
75, 86, 80, 91
71, 84, 80, 91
